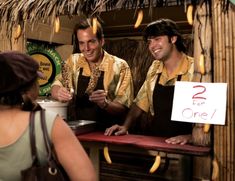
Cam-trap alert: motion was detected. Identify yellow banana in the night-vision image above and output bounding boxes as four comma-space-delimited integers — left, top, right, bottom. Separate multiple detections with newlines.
13, 24, 22, 39
203, 123, 210, 133
54, 16, 60, 33
149, 154, 161, 173
186, 5, 193, 25
199, 53, 205, 75
92, 17, 97, 35
212, 158, 219, 180
134, 10, 143, 28
103, 146, 112, 164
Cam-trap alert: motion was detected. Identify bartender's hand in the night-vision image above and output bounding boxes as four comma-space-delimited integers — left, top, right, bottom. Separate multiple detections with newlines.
165, 134, 192, 145
51, 85, 72, 102
89, 89, 107, 108
104, 124, 128, 136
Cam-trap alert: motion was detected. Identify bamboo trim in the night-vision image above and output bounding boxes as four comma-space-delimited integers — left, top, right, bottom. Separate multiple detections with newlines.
230, 5, 235, 180
213, 0, 235, 180
228, 8, 233, 181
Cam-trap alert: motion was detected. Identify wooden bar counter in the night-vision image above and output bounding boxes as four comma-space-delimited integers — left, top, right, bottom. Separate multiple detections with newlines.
77, 131, 211, 181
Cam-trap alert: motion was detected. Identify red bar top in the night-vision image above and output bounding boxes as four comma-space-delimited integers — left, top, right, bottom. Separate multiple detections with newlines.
77, 131, 211, 156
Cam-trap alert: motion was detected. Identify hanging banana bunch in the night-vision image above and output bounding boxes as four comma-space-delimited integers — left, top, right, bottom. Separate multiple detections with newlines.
103, 145, 112, 164
203, 123, 210, 133
54, 16, 60, 33
134, 9, 143, 28
199, 53, 206, 75
212, 157, 219, 180
92, 17, 98, 35
13, 24, 22, 39
149, 154, 161, 173
186, 4, 194, 25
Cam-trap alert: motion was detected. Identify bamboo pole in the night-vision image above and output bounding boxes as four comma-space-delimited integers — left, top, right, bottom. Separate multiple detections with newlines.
222, 6, 227, 181
212, 1, 235, 180
213, 2, 221, 181
228, 8, 234, 181
212, 6, 219, 180
216, 3, 223, 181
230, 5, 235, 180
225, 10, 230, 181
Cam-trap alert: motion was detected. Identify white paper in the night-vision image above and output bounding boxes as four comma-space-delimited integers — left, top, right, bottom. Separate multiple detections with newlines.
171, 81, 227, 125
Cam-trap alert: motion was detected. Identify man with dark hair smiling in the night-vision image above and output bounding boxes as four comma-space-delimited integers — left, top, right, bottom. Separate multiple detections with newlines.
105, 19, 194, 145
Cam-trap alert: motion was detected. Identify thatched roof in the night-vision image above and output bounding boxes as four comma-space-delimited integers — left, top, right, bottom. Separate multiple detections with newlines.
0, 0, 136, 38
0, 0, 99, 39
0, 0, 201, 39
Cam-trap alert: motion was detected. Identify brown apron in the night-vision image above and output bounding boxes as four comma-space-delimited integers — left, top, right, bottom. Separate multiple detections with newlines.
74, 68, 123, 130
150, 73, 192, 137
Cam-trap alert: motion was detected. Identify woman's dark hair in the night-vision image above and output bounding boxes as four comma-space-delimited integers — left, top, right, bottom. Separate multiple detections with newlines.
0, 92, 23, 106
73, 16, 103, 53
143, 19, 186, 53
0, 79, 41, 111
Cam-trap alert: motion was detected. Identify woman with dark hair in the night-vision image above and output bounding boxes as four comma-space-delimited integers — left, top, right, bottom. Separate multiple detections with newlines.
0, 51, 97, 181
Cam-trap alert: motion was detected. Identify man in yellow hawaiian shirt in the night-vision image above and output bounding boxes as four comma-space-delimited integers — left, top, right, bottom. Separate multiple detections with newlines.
51, 17, 133, 130
105, 19, 194, 145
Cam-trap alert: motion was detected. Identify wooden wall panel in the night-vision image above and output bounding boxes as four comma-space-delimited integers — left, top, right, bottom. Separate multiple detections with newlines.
0, 26, 25, 52
100, 6, 192, 38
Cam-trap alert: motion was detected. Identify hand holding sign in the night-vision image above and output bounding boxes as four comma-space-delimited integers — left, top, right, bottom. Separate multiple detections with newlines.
171, 81, 227, 125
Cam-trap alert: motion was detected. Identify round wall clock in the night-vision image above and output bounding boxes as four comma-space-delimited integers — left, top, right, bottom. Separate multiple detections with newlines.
27, 42, 62, 96
230, 0, 235, 5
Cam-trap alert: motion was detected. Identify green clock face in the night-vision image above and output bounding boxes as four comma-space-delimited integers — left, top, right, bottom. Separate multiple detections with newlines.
230, 0, 235, 4
27, 42, 62, 96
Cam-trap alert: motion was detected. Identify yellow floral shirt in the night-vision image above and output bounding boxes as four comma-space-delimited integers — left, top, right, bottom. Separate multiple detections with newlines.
52, 51, 134, 108
134, 54, 194, 115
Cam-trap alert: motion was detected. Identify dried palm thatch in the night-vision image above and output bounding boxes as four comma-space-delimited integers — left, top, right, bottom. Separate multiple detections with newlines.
0, 0, 138, 39
0, 0, 191, 40
0, 0, 90, 39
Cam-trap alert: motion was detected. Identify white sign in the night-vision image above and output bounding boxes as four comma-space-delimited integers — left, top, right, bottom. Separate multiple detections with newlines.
171, 81, 227, 125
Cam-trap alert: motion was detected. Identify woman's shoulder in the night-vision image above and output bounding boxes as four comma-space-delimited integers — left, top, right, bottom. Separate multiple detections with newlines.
34, 109, 58, 121
34, 109, 59, 132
